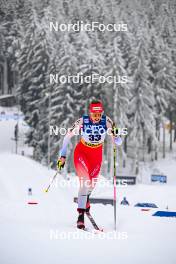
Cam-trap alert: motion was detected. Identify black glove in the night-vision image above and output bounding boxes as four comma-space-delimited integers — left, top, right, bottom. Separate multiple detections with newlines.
57, 156, 66, 170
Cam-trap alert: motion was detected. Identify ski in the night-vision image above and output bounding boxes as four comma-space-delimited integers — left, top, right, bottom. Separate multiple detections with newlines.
77, 227, 103, 235
85, 211, 103, 232
78, 227, 93, 233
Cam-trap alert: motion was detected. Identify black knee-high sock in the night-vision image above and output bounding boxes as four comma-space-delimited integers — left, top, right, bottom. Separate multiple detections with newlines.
87, 194, 90, 203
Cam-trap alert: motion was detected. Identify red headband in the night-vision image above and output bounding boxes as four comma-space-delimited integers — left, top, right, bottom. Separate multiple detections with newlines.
89, 102, 103, 113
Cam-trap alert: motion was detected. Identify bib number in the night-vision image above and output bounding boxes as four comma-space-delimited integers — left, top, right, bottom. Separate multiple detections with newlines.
88, 134, 101, 142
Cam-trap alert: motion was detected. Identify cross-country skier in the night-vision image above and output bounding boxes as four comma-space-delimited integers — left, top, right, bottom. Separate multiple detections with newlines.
57, 100, 122, 229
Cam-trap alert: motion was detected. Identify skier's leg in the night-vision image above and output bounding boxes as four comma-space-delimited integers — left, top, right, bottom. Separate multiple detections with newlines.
74, 154, 92, 210
74, 143, 103, 228
77, 145, 103, 211
85, 146, 103, 211
74, 144, 92, 228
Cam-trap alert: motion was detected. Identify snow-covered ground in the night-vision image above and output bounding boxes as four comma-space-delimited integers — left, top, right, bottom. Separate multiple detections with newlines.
0, 153, 176, 264
0, 106, 176, 264
0, 106, 33, 155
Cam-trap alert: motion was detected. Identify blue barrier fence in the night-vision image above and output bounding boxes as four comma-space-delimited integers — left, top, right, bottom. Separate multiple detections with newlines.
151, 175, 167, 183
153, 211, 176, 217
135, 203, 158, 208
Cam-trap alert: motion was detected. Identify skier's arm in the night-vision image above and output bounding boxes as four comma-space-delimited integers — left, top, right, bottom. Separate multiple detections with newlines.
106, 116, 122, 146
57, 118, 83, 168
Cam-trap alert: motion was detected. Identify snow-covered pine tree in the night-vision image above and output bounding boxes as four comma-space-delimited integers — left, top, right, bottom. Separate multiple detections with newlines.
158, 2, 176, 151
0, 0, 22, 95
128, 29, 155, 173
17, 6, 49, 160
48, 32, 82, 168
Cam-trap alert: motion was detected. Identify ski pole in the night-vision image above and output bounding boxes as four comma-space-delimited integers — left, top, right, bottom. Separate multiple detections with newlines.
44, 160, 63, 193
113, 145, 117, 230
44, 170, 59, 193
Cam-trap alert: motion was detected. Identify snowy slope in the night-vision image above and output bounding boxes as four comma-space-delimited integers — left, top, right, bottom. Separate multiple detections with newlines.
0, 153, 176, 264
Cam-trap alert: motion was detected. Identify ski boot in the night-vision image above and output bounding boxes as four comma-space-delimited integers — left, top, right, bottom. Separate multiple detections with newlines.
77, 208, 85, 229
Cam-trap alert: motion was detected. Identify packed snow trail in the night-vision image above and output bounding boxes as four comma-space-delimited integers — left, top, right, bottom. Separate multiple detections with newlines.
0, 153, 176, 264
